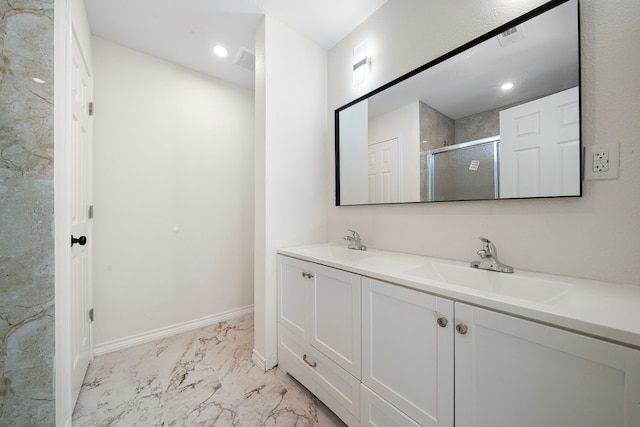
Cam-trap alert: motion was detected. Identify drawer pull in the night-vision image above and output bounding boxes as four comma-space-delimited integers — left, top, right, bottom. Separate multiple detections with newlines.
303, 354, 317, 368
437, 317, 448, 328
301, 271, 315, 279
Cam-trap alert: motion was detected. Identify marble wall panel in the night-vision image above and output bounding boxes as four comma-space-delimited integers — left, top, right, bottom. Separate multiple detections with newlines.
419, 101, 455, 152
454, 107, 500, 145
0, 0, 55, 425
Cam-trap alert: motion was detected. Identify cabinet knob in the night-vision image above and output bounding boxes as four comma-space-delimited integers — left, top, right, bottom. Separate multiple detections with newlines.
303, 354, 317, 368
456, 323, 469, 335
437, 317, 448, 328
301, 271, 314, 279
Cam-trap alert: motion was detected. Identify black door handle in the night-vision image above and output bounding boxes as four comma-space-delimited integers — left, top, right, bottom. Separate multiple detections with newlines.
71, 235, 87, 247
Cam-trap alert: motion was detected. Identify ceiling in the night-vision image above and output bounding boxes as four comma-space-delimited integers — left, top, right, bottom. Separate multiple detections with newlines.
85, 0, 388, 89
366, 0, 578, 120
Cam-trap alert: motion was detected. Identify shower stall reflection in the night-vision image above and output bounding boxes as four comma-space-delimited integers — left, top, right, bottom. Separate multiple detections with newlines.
425, 137, 499, 202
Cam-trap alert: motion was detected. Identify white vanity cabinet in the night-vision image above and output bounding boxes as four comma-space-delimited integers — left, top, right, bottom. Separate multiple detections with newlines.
277, 246, 640, 427
361, 277, 454, 427
454, 302, 640, 427
277, 255, 362, 425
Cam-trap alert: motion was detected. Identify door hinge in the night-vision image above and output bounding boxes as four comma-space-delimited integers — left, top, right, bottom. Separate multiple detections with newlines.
88, 205, 94, 219
89, 102, 94, 116
89, 308, 94, 322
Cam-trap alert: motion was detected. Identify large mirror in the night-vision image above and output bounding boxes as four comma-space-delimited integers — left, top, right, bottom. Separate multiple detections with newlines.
336, 0, 580, 206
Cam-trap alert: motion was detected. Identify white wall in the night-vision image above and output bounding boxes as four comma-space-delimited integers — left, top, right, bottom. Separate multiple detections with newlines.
92, 38, 255, 346
369, 101, 421, 202
328, 0, 640, 285
254, 16, 328, 369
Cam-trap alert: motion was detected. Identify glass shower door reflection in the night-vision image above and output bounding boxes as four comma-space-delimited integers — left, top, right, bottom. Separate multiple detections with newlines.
428, 137, 499, 202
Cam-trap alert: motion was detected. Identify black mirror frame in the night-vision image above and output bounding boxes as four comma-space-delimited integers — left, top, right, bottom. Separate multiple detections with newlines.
335, 0, 581, 207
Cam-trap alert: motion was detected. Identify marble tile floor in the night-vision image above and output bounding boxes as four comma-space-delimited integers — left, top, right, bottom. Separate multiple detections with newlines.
72, 314, 346, 427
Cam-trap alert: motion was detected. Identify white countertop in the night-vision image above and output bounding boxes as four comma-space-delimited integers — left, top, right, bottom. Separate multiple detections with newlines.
278, 243, 640, 349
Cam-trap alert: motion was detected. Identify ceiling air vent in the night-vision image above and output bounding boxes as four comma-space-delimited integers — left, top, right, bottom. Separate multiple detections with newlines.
233, 47, 255, 71
497, 25, 525, 47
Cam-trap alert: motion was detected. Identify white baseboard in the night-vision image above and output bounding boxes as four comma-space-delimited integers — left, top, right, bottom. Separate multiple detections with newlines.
94, 305, 254, 356
252, 348, 278, 372
266, 354, 278, 370
252, 349, 266, 371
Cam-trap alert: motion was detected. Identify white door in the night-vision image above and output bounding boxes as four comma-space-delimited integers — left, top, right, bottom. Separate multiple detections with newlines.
69, 17, 93, 407
499, 87, 580, 198
455, 302, 640, 427
308, 264, 361, 378
368, 138, 399, 203
362, 278, 454, 427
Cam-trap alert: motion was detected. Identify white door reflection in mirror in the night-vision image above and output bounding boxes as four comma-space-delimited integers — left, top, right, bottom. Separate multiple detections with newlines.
368, 138, 399, 203
499, 87, 580, 198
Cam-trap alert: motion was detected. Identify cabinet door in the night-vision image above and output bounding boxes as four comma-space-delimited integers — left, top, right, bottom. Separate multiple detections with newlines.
308, 263, 361, 378
455, 302, 640, 427
362, 278, 454, 427
277, 255, 308, 336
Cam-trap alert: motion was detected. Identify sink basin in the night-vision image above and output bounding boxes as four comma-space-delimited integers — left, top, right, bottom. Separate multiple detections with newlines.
295, 245, 378, 264
397, 262, 444, 282
403, 262, 572, 303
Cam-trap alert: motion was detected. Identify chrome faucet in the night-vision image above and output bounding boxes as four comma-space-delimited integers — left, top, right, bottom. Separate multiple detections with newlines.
470, 237, 513, 273
344, 229, 367, 251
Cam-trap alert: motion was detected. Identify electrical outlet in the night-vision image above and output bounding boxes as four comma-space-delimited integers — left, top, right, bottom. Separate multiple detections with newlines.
584, 143, 619, 180
593, 156, 609, 173
593, 150, 609, 161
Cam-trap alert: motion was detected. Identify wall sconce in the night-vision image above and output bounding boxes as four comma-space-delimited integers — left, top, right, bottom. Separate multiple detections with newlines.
352, 40, 371, 88
353, 56, 371, 73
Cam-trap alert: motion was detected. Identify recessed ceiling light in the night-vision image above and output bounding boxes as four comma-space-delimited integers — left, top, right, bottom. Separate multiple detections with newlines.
501, 82, 514, 91
213, 45, 228, 58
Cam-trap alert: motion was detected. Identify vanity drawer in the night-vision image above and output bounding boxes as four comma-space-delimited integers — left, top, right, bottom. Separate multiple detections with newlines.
309, 343, 360, 423
361, 384, 420, 427
278, 325, 360, 424
278, 326, 316, 394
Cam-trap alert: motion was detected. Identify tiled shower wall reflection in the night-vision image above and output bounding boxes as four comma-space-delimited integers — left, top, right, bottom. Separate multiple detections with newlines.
0, 1, 55, 425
